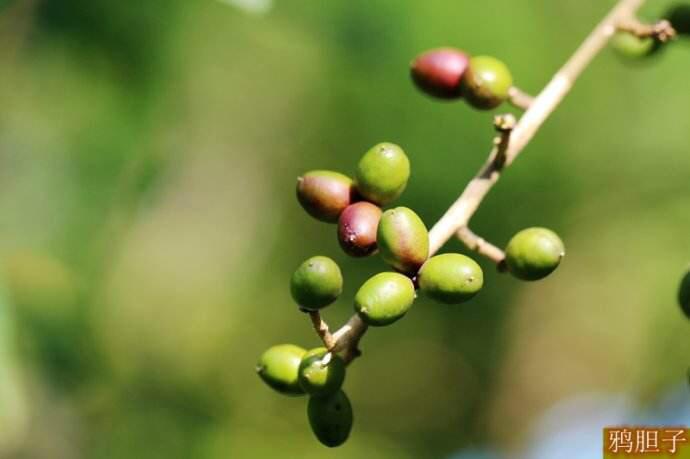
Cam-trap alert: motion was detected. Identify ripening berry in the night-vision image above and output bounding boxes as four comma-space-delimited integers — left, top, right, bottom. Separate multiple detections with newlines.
418, 253, 483, 304
678, 268, 690, 319
290, 256, 343, 310
307, 390, 353, 448
256, 344, 307, 396
505, 227, 565, 281
297, 170, 355, 223
410, 47, 470, 99
337, 202, 382, 257
667, 4, 690, 35
460, 55, 513, 110
377, 207, 429, 273
610, 31, 657, 59
354, 272, 416, 326
355, 143, 410, 205
298, 347, 346, 396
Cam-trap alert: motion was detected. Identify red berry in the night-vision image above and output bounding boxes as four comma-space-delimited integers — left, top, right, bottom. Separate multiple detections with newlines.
337, 202, 382, 257
410, 48, 470, 100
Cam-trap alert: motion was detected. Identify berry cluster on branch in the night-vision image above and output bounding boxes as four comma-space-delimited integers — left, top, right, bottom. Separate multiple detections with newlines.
257, 0, 688, 447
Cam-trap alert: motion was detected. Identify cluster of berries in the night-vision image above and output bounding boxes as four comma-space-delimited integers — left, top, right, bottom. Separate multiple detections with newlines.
257, 138, 565, 445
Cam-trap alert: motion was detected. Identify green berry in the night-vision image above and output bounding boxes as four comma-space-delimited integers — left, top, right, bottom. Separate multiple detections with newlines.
354, 272, 416, 326
307, 390, 353, 448
337, 202, 382, 257
678, 268, 690, 319
418, 253, 483, 304
355, 143, 410, 205
460, 56, 513, 110
298, 347, 346, 396
505, 227, 565, 281
377, 207, 429, 273
611, 31, 657, 59
290, 256, 343, 310
256, 344, 307, 396
297, 170, 355, 223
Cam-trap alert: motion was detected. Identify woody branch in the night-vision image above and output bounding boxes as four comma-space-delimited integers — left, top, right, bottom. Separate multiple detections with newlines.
312, 0, 651, 364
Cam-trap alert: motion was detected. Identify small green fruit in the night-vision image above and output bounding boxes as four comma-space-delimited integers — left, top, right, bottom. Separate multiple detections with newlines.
298, 347, 346, 396
418, 253, 483, 304
355, 143, 410, 205
377, 207, 429, 273
354, 272, 416, 326
460, 56, 513, 110
297, 170, 355, 223
256, 344, 307, 396
338, 202, 382, 257
611, 31, 657, 59
307, 390, 353, 448
505, 227, 565, 281
678, 268, 690, 319
290, 256, 343, 310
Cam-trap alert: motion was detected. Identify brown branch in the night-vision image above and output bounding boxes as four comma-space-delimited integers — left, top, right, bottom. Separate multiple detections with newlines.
428, 0, 646, 255
312, 0, 649, 366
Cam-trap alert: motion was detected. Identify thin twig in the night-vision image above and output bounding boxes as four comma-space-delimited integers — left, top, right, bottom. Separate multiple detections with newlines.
317, 0, 648, 365
508, 86, 534, 110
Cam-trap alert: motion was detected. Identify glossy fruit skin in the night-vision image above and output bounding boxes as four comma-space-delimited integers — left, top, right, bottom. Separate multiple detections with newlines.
298, 347, 346, 396
377, 207, 429, 273
611, 31, 657, 59
418, 253, 483, 304
290, 256, 343, 310
355, 143, 410, 205
297, 170, 355, 223
354, 272, 416, 326
307, 390, 353, 448
256, 344, 307, 396
410, 48, 470, 99
678, 268, 690, 319
505, 227, 565, 281
667, 4, 690, 35
337, 202, 382, 257
460, 56, 513, 110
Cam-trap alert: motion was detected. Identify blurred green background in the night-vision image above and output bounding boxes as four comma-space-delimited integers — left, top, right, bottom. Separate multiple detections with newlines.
0, 0, 689, 457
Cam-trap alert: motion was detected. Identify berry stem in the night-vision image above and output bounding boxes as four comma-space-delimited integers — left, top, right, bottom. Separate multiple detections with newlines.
321, 0, 649, 365
507, 86, 534, 110
456, 226, 506, 267
308, 310, 337, 350
617, 18, 677, 42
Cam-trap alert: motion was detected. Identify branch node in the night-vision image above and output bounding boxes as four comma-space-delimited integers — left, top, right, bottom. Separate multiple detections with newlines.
492, 114, 516, 169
